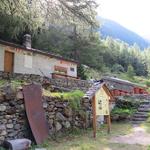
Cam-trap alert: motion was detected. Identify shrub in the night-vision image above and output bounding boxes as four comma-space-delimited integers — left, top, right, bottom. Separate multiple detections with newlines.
111, 107, 136, 121
111, 108, 136, 116
111, 64, 125, 73
50, 90, 84, 110
65, 90, 84, 110
115, 97, 140, 109
146, 81, 150, 87
111, 97, 140, 121
127, 65, 135, 79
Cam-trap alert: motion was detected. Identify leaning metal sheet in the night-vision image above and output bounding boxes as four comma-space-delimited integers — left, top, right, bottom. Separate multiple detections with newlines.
23, 84, 49, 144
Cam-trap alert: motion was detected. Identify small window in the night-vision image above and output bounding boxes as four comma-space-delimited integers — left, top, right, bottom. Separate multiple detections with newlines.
54, 66, 67, 74
70, 67, 75, 72
24, 55, 32, 68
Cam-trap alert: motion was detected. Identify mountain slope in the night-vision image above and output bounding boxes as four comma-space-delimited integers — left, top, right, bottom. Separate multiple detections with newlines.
98, 18, 150, 49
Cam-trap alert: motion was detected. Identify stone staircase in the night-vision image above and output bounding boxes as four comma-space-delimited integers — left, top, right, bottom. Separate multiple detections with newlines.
132, 100, 150, 124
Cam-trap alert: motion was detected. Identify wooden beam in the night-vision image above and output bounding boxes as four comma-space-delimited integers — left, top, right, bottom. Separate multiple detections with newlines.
92, 95, 96, 138
106, 115, 111, 134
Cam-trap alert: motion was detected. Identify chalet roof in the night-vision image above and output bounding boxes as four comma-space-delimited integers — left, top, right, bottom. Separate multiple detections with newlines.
0, 39, 78, 64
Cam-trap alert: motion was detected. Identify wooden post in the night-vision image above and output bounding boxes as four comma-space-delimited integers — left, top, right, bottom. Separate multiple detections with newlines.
92, 95, 96, 138
106, 115, 111, 134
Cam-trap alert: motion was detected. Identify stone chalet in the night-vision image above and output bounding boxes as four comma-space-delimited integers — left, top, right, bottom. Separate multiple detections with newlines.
0, 35, 78, 78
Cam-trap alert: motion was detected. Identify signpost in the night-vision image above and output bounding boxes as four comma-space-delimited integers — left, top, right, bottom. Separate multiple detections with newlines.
84, 82, 112, 138
92, 86, 111, 138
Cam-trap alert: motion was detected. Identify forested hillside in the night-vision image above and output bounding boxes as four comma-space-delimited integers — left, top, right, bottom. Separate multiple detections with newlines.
0, 0, 150, 80
98, 18, 150, 49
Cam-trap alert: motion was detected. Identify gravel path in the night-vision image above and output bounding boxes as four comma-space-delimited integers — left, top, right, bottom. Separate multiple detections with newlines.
111, 125, 150, 145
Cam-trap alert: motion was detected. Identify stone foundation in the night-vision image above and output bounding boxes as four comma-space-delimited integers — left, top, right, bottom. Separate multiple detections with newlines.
0, 86, 29, 144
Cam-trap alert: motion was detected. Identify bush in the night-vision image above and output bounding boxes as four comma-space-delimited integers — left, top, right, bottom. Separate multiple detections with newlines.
111, 108, 135, 116
111, 97, 140, 121
115, 97, 140, 110
146, 81, 150, 87
127, 65, 135, 79
50, 90, 84, 110
111, 107, 136, 121
77, 65, 88, 80
111, 64, 125, 73
65, 90, 84, 110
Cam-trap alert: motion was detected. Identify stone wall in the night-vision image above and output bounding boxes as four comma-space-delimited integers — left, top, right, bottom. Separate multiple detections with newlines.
43, 96, 92, 135
0, 85, 92, 144
0, 86, 28, 144
0, 71, 92, 92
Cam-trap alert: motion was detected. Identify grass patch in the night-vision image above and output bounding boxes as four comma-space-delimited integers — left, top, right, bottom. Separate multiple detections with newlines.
44, 90, 84, 100
43, 90, 84, 110
111, 108, 136, 116
30, 123, 148, 150
0, 79, 24, 88
0, 80, 6, 86
141, 113, 150, 134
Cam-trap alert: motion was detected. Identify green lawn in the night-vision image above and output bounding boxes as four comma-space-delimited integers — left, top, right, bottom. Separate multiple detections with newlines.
31, 123, 148, 150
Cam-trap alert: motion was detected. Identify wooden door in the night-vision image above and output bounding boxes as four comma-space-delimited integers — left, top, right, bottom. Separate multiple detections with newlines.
4, 51, 14, 73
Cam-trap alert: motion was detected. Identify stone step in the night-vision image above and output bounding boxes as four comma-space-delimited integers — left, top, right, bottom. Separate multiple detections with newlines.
133, 114, 148, 118
141, 101, 150, 104
132, 117, 146, 121
138, 108, 150, 112
139, 105, 150, 108
134, 111, 148, 115
131, 120, 144, 124
132, 100, 150, 125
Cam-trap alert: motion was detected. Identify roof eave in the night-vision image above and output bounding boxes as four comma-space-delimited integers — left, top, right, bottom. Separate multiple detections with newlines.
0, 39, 78, 64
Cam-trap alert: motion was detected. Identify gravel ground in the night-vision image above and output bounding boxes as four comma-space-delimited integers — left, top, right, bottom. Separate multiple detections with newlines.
111, 125, 150, 146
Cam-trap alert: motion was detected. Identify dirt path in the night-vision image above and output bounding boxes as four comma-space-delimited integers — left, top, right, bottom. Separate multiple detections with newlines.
111, 125, 150, 145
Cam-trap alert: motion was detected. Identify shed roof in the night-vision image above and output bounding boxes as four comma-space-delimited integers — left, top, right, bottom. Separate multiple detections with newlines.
102, 76, 146, 88
84, 81, 114, 101
0, 39, 78, 64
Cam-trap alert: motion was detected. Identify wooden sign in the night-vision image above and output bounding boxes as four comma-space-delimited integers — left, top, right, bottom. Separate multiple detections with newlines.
92, 85, 111, 138
84, 82, 112, 138
95, 88, 110, 116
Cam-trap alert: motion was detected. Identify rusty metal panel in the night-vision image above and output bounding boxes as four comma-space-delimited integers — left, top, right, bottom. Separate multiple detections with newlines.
23, 84, 49, 144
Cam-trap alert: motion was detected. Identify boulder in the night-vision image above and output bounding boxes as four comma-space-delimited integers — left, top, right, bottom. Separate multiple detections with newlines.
2, 139, 31, 150
64, 108, 72, 117
0, 125, 6, 131
0, 130, 7, 136
0, 93, 4, 102
0, 105, 6, 111
63, 121, 71, 129
56, 122, 62, 131
56, 112, 66, 121
43, 102, 48, 108
16, 91, 24, 100
6, 124, 14, 129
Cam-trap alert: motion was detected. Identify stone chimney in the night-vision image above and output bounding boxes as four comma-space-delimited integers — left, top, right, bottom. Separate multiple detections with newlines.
23, 34, 31, 49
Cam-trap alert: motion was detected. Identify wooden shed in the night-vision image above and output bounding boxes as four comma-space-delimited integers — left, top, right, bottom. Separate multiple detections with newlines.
102, 76, 148, 97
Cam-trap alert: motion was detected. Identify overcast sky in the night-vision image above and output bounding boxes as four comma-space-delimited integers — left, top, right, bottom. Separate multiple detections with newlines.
97, 0, 150, 40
